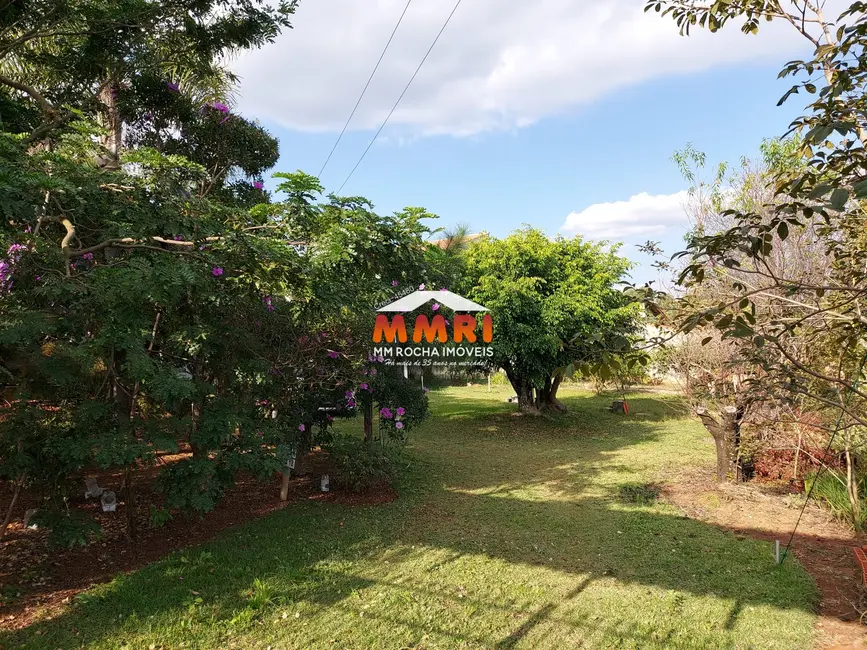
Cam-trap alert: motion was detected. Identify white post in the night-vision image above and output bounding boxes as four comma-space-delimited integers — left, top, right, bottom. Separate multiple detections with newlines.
775, 540, 780, 564
403, 363, 408, 379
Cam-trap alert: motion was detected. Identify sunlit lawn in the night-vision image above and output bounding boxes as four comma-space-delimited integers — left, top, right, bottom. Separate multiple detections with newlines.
5, 385, 818, 649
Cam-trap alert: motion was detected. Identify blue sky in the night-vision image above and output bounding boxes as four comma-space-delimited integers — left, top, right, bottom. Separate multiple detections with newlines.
231, 0, 819, 285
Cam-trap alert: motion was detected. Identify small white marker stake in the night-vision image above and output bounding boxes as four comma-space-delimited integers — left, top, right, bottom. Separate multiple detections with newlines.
775, 540, 781, 564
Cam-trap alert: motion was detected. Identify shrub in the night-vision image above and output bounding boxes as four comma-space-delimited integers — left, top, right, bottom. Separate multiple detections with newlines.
325, 434, 406, 493
30, 508, 102, 549
371, 365, 429, 441
805, 470, 866, 529
156, 457, 232, 512
616, 482, 660, 505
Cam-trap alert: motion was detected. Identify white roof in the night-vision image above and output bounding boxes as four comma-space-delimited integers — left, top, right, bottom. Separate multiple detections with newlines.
377, 290, 488, 313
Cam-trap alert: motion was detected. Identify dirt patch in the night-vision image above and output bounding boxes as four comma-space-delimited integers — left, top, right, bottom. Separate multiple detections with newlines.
0, 449, 396, 631
663, 467, 866, 649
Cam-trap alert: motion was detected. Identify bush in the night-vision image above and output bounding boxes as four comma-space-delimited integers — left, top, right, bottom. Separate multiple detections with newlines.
156, 457, 232, 512
371, 365, 429, 440
30, 508, 102, 549
325, 435, 406, 493
805, 470, 866, 529
616, 482, 660, 505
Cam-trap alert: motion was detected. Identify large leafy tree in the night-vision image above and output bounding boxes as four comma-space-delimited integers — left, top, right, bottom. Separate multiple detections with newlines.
647, 1, 867, 524
462, 228, 640, 413
0, 1, 433, 545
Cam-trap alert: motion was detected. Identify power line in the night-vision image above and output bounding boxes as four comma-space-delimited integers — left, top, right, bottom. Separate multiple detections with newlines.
335, 0, 463, 195
317, 0, 415, 179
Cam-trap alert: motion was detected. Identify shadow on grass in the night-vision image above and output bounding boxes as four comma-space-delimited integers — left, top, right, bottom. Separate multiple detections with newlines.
0, 390, 816, 649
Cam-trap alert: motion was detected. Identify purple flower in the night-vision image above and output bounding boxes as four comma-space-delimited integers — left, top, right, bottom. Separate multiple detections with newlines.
396, 407, 406, 417
360, 383, 369, 391
391, 280, 398, 287
347, 399, 356, 408
423, 387, 430, 393
432, 303, 440, 311
419, 284, 425, 290
370, 368, 377, 376
298, 424, 306, 432
440, 288, 447, 292
376, 355, 384, 363
395, 421, 404, 430
34, 275, 41, 282
380, 407, 393, 419
328, 351, 339, 359
327, 414, 334, 422
256, 431, 263, 438
167, 82, 180, 92
253, 181, 264, 190
211, 266, 224, 277
345, 390, 354, 399
208, 102, 230, 113
7, 244, 26, 259
174, 235, 183, 241
24, 226, 31, 234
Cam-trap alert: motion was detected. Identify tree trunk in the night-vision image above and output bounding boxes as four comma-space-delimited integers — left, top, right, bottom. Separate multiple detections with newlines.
514, 379, 537, 413
695, 405, 744, 482
280, 467, 291, 501
124, 465, 136, 540
0, 474, 25, 541
363, 400, 373, 442
98, 77, 122, 168
537, 373, 566, 412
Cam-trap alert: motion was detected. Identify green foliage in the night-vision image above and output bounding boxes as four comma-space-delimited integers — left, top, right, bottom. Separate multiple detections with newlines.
462, 228, 641, 409
156, 458, 233, 513
617, 482, 661, 505
30, 508, 102, 549
0, 0, 438, 544
805, 471, 867, 529
647, 1, 867, 502
149, 505, 173, 529
324, 434, 406, 493
369, 364, 430, 440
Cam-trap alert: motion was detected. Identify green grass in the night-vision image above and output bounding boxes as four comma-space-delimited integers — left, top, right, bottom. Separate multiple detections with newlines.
4, 386, 818, 649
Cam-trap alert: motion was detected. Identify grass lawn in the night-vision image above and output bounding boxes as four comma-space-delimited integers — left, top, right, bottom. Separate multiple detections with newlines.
4, 386, 818, 649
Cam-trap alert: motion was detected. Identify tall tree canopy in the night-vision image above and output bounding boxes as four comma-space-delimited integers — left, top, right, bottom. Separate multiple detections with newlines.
645, 1, 867, 525
462, 228, 640, 412
0, 0, 432, 545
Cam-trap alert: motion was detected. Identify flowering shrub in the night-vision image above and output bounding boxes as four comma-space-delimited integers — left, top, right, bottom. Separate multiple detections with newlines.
325, 433, 407, 493
0, 0, 436, 544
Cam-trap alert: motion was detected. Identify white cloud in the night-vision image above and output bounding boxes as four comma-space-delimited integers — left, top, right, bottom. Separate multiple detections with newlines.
560, 191, 689, 239
231, 0, 805, 137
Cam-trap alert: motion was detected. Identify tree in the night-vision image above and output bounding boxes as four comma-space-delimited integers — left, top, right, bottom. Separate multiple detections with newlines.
462, 228, 640, 413
648, 1, 867, 524
0, 2, 433, 545
0, 0, 297, 150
